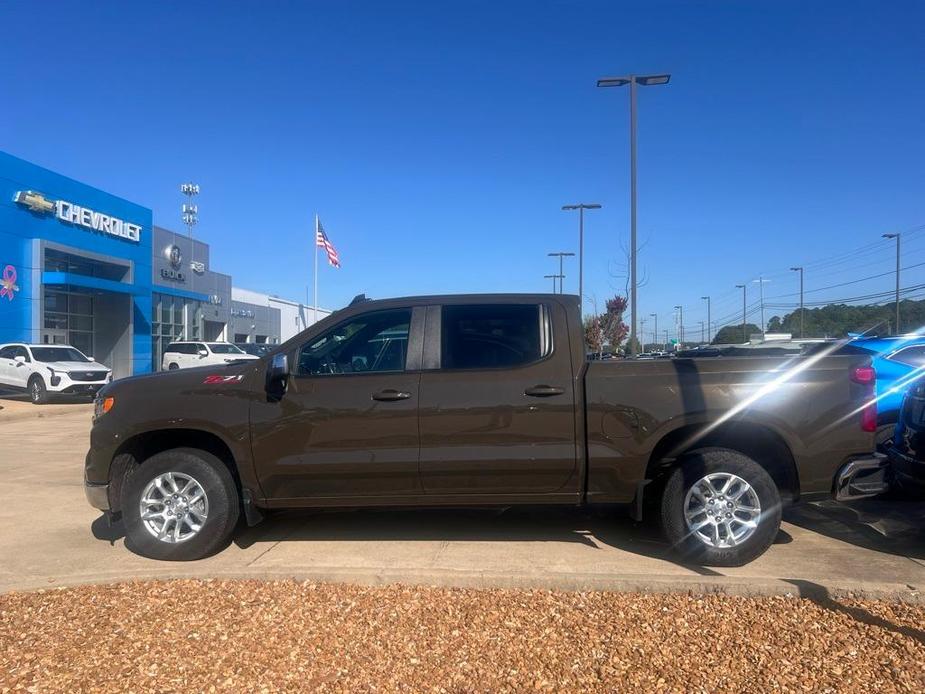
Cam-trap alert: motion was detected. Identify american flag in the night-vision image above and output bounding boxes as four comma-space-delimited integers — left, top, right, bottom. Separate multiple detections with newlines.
315, 217, 341, 268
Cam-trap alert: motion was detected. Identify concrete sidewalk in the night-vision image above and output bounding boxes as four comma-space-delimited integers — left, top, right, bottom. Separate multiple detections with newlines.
2, 408, 924, 599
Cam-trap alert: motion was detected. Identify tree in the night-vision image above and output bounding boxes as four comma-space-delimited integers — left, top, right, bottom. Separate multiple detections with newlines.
584, 315, 603, 357
712, 323, 762, 345
583, 294, 630, 353
600, 295, 629, 349
767, 315, 783, 333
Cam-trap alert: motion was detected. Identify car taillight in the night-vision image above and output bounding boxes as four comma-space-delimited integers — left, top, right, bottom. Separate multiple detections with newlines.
851, 366, 875, 385
851, 364, 877, 432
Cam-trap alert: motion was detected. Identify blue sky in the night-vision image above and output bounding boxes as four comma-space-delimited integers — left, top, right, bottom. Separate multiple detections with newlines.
2, 0, 923, 338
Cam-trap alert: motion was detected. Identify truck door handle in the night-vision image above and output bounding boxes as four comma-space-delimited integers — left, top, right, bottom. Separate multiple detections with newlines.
524, 385, 565, 397
371, 389, 412, 402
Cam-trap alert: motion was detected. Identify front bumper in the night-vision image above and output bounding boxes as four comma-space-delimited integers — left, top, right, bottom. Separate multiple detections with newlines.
834, 454, 890, 501
84, 478, 111, 510
886, 445, 925, 488
58, 383, 105, 396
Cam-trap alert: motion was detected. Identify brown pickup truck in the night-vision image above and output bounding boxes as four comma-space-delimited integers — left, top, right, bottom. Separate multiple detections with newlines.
84, 293, 887, 565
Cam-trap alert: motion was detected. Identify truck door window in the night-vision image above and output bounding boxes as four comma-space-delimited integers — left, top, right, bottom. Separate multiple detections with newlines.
441, 304, 546, 370
298, 309, 411, 376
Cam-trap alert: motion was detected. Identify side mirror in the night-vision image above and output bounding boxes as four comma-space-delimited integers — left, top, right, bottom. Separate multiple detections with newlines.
198, 349, 209, 357
265, 353, 289, 399
14, 355, 26, 364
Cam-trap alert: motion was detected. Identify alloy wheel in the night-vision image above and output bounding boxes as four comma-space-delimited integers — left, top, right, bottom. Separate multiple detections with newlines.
139, 471, 209, 543
683, 472, 761, 548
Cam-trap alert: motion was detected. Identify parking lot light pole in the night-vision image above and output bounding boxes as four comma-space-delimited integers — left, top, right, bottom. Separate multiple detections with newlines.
597, 72, 671, 356
674, 305, 683, 345
790, 267, 804, 338
650, 313, 658, 350
700, 320, 705, 345
544, 274, 562, 292
548, 252, 575, 293
736, 284, 747, 342
883, 233, 901, 334
701, 296, 711, 344
562, 204, 602, 316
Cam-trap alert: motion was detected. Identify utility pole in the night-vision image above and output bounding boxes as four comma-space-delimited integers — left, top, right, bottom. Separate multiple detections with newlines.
736, 284, 747, 342
664, 328, 669, 349
753, 277, 770, 334
674, 305, 684, 345
562, 204, 601, 315
650, 313, 658, 350
701, 295, 711, 344
790, 267, 804, 338
640, 318, 647, 351
547, 252, 575, 294
700, 320, 705, 344
597, 72, 671, 356
883, 233, 901, 334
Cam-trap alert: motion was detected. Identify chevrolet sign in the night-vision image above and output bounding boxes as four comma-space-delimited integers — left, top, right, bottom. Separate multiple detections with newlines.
13, 190, 142, 243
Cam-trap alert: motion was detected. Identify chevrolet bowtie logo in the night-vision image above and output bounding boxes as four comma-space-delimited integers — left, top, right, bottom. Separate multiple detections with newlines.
14, 190, 56, 214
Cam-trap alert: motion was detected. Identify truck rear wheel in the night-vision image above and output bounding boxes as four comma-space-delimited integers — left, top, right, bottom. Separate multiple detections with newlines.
121, 448, 240, 561
660, 448, 782, 567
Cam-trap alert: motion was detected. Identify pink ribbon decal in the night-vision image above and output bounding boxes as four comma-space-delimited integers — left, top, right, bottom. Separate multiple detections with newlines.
1, 265, 19, 301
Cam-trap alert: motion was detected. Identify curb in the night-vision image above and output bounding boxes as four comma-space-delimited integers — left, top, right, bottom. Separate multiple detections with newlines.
3, 567, 922, 603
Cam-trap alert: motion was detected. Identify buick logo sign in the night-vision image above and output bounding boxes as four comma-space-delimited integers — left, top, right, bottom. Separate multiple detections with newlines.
165, 244, 182, 268
160, 244, 186, 282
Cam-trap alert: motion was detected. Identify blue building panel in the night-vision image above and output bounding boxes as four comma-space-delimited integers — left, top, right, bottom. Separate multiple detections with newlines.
0, 150, 154, 375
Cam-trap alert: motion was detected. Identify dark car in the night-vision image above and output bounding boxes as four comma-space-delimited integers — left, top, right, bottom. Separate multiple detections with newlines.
886, 380, 925, 492
235, 343, 273, 357
84, 293, 884, 566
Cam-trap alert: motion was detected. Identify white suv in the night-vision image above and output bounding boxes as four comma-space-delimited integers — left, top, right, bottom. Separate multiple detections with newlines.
161, 341, 260, 371
0, 343, 112, 404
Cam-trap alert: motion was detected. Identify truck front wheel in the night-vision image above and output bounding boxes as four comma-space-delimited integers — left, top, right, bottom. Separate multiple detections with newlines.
121, 448, 240, 561
661, 448, 782, 567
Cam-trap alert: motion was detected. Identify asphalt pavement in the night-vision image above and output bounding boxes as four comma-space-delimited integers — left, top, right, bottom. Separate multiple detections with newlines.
2, 397, 924, 598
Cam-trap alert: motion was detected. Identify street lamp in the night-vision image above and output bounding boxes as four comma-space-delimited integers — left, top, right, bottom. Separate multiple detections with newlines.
674, 305, 684, 345
547, 252, 575, 294
700, 320, 705, 345
883, 233, 901, 334
597, 72, 671, 356
650, 312, 658, 350
562, 203, 602, 315
736, 284, 747, 343
701, 296, 711, 344
544, 274, 562, 292
790, 267, 804, 338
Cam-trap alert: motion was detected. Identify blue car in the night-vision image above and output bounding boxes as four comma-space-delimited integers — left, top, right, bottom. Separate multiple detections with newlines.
846, 335, 925, 446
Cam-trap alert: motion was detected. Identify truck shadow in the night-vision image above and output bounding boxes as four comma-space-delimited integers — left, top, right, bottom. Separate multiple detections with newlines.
232, 506, 732, 576
784, 497, 925, 561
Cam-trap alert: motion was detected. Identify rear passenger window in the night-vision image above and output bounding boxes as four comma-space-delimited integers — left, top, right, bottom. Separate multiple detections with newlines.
441, 304, 547, 370
889, 345, 925, 367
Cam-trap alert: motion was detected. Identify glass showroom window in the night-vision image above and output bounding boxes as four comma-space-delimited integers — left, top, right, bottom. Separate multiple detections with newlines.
43, 289, 94, 356
152, 293, 186, 370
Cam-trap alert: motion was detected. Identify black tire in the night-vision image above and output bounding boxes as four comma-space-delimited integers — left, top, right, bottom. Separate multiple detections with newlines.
660, 448, 782, 567
28, 375, 48, 405
121, 447, 240, 561
168, 363, 179, 370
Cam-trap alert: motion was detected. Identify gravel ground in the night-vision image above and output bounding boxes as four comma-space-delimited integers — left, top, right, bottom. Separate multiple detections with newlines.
1, 580, 924, 692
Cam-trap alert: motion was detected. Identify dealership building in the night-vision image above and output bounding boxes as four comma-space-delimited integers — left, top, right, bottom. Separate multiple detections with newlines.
0, 151, 326, 379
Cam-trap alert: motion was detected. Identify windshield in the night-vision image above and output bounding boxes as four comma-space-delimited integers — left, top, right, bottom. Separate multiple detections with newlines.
30, 347, 91, 363
208, 343, 245, 354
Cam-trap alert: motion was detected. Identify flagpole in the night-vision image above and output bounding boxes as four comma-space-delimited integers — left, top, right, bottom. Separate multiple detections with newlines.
313, 214, 319, 325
